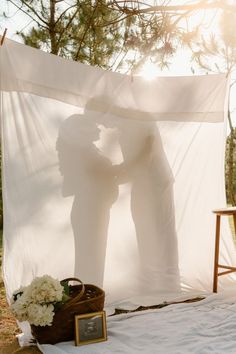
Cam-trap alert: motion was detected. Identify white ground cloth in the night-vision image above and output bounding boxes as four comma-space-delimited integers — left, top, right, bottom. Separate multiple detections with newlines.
39, 288, 236, 354
1, 39, 236, 310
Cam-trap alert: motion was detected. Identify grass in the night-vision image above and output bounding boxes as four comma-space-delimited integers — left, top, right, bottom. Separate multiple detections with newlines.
229, 216, 236, 243
0, 230, 21, 349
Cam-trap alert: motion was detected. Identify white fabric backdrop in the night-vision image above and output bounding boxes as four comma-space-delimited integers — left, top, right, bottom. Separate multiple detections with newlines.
1, 40, 236, 310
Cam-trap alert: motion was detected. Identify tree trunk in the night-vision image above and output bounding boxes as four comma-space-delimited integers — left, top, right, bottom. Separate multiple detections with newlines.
49, 0, 58, 54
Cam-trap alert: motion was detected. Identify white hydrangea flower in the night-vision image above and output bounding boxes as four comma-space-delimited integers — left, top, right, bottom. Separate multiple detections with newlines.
26, 275, 64, 304
27, 303, 55, 326
11, 293, 29, 322
10, 286, 26, 304
10, 274, 66, 326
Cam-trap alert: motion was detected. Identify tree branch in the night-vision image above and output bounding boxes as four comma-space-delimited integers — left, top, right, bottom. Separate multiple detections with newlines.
8, 0, 49, 27
96, 13, 133, 27
54, 3, 77, 26
74, 1, 99, 61
110, 0, 236, 15
56, 7, 80, 47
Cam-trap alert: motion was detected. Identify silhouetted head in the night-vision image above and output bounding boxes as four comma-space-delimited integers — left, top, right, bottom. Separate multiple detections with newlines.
58, 114, 100, 147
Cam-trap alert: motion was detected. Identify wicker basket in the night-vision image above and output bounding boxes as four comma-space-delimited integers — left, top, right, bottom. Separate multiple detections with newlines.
31, 278, 105, 344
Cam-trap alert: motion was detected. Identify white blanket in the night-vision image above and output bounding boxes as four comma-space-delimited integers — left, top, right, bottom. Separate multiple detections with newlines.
39, 288, 236, 354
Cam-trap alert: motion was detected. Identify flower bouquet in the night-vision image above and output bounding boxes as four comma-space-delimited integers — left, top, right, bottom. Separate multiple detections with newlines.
11, 275, 105, 344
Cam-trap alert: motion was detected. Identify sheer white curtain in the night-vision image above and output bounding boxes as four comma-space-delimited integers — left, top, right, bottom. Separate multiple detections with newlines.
0, 40, 235, 310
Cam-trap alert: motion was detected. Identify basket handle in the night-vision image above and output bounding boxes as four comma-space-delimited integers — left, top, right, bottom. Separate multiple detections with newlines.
61, 278, 85, 308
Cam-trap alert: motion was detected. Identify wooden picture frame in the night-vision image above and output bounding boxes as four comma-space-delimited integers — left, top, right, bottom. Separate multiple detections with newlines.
74, 311, 107, 346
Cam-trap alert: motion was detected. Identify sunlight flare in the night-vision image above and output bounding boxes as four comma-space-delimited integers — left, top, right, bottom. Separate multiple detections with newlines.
140, 60, 159, 80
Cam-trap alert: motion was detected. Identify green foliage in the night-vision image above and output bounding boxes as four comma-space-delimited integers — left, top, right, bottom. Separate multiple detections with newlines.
225, 128, 236, 205
0, 148, 2, 230
20, 27, 49, 49
13, 0, 137, 70
60, 280, 70, 297
7, 0, 191, 72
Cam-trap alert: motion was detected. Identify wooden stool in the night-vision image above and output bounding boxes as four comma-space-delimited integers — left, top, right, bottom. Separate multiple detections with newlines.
213, 207, 236, 292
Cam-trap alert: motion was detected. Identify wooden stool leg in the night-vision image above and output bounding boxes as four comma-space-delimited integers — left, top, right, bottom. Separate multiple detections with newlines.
213, 215, 221, 293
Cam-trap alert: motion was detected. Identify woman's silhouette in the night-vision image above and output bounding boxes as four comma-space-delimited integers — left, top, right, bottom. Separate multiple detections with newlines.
57, 113, 119, 286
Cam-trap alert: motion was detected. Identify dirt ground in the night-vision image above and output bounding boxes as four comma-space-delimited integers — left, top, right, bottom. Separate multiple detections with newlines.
0, 340, 41, 354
